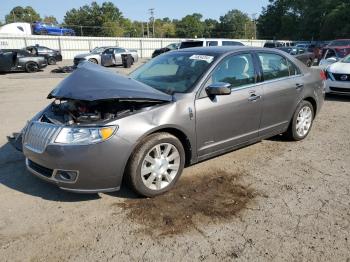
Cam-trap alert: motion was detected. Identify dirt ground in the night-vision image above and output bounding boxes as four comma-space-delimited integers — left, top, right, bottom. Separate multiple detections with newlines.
0, 60, 349, 262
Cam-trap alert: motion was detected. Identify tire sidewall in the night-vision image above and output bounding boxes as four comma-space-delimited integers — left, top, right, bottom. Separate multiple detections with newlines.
25, 62, 38, 73
48, 57, 56, 65
291, 101, 314, 141
128, 133, 185, 197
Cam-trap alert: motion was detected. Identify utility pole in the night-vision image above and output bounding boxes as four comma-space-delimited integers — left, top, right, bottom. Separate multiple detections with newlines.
146, 22, 149, 38
148, 8, 155, 37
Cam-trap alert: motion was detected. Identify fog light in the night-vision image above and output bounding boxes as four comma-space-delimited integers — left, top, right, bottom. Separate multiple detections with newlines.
54, 170, 78, 182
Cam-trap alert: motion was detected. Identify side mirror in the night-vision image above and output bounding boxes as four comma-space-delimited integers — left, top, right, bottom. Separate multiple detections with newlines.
206, 82, 232, 96
326, 57, 338, 63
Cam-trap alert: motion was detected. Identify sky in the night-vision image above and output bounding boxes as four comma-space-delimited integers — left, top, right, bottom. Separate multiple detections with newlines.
1, 0, 270, 23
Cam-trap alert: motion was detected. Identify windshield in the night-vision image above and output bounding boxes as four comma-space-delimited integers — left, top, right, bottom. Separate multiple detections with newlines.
342, 55, 350, 63
91, 47, 106, 54
328, 40, 350, 47
130, 52, 216, 94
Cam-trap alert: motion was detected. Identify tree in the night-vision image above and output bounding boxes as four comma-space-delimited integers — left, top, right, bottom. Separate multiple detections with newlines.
5, 6, 41, 23
216, 9, 251, 39
203, 19, 219, 38
175, 13, 204, 38
43, 16, 58, 24
64, 1, 124, 36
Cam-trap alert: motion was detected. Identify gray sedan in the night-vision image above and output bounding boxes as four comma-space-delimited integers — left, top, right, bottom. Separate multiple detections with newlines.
19, 47, 325, 197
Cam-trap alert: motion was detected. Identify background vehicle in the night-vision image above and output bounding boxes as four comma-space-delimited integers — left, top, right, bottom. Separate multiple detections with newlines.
0, 49, 47, 73
325, 54, 350, 95
20, 47, 324, 197
152, 43, 179, 58
0, 22, 32, 35
26, 45, 62, 65
263, 41, 284, 48
101, 47, 139, 66
327, 39, 350, 47
278, 47, 315, 67
74, 46, 110, 65
32, 22, 75, 36
179, 39, 244, 49
319, 46, 350, 68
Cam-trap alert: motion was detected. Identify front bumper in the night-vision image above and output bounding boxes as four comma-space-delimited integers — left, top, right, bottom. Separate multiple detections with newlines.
23, 131, 134, 193
325, 79, 350, 95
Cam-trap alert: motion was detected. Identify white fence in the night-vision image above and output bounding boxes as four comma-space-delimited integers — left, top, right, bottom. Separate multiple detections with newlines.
0, 34, 273, 59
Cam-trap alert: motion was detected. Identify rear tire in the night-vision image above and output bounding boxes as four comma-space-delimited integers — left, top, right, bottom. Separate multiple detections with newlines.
285, 100, 314, 141
306, 59, 313, 67
25, 62, 39, 73
125, 133, 185, 197
39, 29, 48, 35
47, 57, 56, 65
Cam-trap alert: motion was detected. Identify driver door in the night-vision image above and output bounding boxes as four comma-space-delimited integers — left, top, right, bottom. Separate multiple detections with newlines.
195, 53, 262, 158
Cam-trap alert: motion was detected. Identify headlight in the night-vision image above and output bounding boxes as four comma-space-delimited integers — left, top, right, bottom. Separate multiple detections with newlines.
54, 126, 117, 145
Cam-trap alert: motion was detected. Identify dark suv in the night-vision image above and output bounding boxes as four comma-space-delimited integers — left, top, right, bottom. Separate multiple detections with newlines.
26, 45, 62, 65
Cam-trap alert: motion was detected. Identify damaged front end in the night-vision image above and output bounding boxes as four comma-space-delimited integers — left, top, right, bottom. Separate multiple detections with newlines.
10, 61, 172, 153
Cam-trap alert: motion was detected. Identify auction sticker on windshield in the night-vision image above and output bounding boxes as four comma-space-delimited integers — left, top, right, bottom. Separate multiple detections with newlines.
189, 55, 214, 63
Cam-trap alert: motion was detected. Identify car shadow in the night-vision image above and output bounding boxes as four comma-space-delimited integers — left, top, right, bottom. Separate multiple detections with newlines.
0, 142, 100, 202
325, 94, 350, 102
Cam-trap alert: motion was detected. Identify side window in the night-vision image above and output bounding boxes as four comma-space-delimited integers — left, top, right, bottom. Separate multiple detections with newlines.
114, 48, 125, 53
104, 48, 114, 54
208, 53, 256, 88
258, 53, 290, 81
325, 49, 336, 59
207, 41, 218, 46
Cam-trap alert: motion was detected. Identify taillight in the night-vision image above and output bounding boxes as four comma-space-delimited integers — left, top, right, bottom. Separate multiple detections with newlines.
320, 70, 327, 80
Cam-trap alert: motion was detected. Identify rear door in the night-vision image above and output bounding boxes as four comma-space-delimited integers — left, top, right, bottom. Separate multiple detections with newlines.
255, 52, 303, 137
195, 52, 263, 158
113, 48, 126, 65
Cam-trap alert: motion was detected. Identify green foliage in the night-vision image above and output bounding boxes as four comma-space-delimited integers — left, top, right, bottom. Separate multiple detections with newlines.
257, 0, 350, 40
175, 13, 204, 38
42, 16, 58, 24
63, 1, 124, 36
216, 9, 252, 39
5, 6, 41, 23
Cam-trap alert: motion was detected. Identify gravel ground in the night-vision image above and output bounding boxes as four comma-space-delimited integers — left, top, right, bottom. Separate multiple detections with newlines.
0, 60, 349, 262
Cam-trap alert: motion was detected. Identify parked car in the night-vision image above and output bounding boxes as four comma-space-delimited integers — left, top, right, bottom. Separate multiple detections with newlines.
325, 54, 350, 95
74, 47, 110, 65
152, 43, 179, 58
263, 41, 284, 48
326, 39, 350, 47
0, 49, 47, 73
17, 47, 324, 196
26, 45, 62, 65
179, 39, 244, 49
319, 46, 350, 68
278, 47, 315, 67
101, 47, 139, 67
32, 22, 75, 36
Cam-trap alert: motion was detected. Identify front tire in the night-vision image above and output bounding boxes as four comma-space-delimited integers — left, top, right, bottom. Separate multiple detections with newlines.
88, 58, 98, 64
126, 133, 185, 197
285, 100, 314, 141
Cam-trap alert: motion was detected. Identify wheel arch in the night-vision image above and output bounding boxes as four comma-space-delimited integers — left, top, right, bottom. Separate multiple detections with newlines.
303, 96, 317, 116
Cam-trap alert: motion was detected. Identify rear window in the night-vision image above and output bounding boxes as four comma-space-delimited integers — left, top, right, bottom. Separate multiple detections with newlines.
179, 41, 204, 49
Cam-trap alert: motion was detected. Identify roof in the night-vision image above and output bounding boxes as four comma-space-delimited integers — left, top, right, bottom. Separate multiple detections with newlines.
171, 46, 275, 55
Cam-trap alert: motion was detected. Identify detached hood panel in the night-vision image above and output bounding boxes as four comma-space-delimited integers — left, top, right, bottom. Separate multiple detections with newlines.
48, 62, 172, 102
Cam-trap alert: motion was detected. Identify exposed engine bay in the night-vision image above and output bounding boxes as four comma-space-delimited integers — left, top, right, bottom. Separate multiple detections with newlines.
40, 99, 165, 125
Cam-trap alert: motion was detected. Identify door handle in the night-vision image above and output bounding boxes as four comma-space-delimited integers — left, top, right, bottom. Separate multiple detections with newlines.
296, 83, 304, 90
248, 94, 261, 102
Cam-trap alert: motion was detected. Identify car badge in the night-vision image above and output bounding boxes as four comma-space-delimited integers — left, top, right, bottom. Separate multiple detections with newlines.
340, 75, 348, 81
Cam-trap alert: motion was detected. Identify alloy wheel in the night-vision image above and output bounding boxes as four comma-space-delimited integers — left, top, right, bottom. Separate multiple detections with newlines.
141, 143, 180, 190
296, 106, 313, 137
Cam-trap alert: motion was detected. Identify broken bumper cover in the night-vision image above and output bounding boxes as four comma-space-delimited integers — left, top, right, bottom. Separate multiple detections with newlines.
23, 135, 133, 193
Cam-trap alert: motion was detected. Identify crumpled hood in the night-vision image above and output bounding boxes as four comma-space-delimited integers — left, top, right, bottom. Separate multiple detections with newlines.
47, 62, 173, 102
